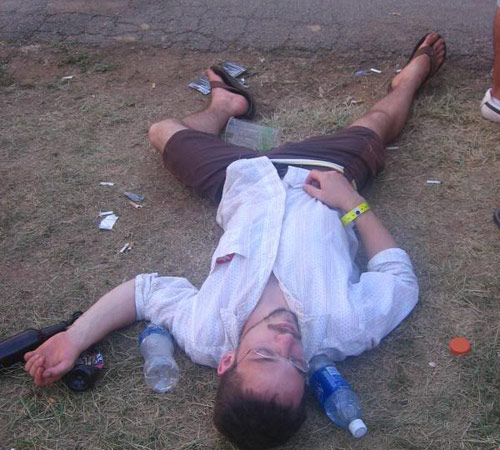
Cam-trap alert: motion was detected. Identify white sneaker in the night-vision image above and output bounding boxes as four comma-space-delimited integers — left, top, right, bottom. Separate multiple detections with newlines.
480, 89, 500, 123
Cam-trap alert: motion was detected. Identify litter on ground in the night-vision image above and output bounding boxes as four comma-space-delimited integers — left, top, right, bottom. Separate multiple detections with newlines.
124, 192, 145, 203
449, 337, 471, 355
189, 62, 248, 95
120, 242, 132, 253
99, 214, 119, 231
222, 61, 247, 78
128, 200, 143, 209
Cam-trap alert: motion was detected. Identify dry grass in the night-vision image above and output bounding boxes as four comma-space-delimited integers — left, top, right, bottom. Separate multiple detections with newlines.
0, 44, 499, 449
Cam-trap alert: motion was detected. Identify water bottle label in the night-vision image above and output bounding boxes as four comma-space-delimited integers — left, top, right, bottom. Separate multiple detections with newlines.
138, 325, 173, 345
310, 366, 351, 404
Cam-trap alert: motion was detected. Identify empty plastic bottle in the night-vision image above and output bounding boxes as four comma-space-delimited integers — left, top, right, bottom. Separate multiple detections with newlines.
309, 354, 367, 438
138, 324, 179, 393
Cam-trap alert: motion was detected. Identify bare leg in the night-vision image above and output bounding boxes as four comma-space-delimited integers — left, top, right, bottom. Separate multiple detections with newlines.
148, 69, 249, 154
492, 7, 500, 99
350, 33, 446, 144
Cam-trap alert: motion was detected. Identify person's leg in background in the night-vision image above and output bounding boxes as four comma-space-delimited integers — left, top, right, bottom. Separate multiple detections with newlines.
480, 2, 500, 123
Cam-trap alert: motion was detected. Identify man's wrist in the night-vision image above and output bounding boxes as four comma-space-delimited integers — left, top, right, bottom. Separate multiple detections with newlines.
341, 201, 371, 226
342, 195, 366, 213
66, 324, 90, 353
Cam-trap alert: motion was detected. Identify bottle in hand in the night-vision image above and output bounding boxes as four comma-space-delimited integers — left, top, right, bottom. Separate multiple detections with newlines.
309, 354, 367, 438
138, 324, 179, 393
0, 312, 82, 368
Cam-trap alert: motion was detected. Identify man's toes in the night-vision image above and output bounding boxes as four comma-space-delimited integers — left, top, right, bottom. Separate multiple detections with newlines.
436, 46, 446, 59
423, 32, 438, 46
206, 68, 223, 84
433, 38, 444, 48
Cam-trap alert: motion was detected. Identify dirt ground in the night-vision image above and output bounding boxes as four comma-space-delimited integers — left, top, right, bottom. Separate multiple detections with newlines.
0, 42, 499, 450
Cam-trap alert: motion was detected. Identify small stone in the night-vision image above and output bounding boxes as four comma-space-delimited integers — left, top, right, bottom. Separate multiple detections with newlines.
307, 25, 321, 32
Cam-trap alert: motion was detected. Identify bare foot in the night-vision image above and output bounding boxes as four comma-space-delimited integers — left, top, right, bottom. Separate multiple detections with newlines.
206, 68, 249, 117
390, 33, 446, 91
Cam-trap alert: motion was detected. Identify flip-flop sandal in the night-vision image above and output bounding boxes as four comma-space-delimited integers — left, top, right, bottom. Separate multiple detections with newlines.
388, 33, 447, 93
210, 65, 256, 120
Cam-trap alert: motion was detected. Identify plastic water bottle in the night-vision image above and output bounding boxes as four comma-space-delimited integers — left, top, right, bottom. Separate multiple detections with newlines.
138, 324, 179, 393
309, 354, 367, 438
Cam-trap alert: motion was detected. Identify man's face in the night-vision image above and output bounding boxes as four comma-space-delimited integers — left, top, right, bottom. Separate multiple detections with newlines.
218, 309, 306, 407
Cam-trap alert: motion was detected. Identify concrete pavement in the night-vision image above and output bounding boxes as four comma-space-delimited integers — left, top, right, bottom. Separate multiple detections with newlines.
0, 0, 496, 64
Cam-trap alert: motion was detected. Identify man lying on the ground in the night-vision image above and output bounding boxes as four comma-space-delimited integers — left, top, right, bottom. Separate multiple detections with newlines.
25, 32, 446, 450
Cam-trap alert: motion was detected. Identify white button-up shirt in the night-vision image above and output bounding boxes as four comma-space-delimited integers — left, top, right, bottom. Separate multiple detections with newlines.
135, 157, 419, 368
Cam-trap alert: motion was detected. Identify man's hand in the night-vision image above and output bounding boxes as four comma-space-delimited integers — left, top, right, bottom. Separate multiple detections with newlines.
24, 331, 81, 387
303, 170, 365, 212
23, 278, 137, 388
304, 169, 397, 258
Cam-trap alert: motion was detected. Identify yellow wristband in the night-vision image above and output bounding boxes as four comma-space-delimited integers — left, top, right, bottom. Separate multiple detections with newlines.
341, 202, 370, 226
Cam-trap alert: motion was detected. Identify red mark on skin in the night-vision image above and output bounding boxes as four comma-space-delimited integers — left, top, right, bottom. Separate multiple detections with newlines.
216, 253, 235, 265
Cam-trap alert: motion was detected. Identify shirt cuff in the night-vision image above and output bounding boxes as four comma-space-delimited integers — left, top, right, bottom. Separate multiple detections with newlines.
367, 247, 412, 272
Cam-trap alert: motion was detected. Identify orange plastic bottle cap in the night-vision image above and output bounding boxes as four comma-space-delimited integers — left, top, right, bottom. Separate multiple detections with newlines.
450, 337, 471, 355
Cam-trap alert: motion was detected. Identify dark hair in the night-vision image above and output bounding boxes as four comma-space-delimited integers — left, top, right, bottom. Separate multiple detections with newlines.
213, 369, 306, 449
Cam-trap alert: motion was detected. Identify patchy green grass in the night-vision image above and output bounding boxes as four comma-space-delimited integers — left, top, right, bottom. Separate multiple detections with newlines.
58, 50, 116, 74
59, 51, 91, 69
0, 61, 13, 86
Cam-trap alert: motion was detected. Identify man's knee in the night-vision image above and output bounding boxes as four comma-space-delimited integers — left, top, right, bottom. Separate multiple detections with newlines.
148, 118, 186, 154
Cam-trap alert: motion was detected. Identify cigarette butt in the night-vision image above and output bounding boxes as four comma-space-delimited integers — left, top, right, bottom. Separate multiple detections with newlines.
120, 242, 131, 253
426, 180, 441, 184
370, 68, 382, 74
128, 200, 143, 208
